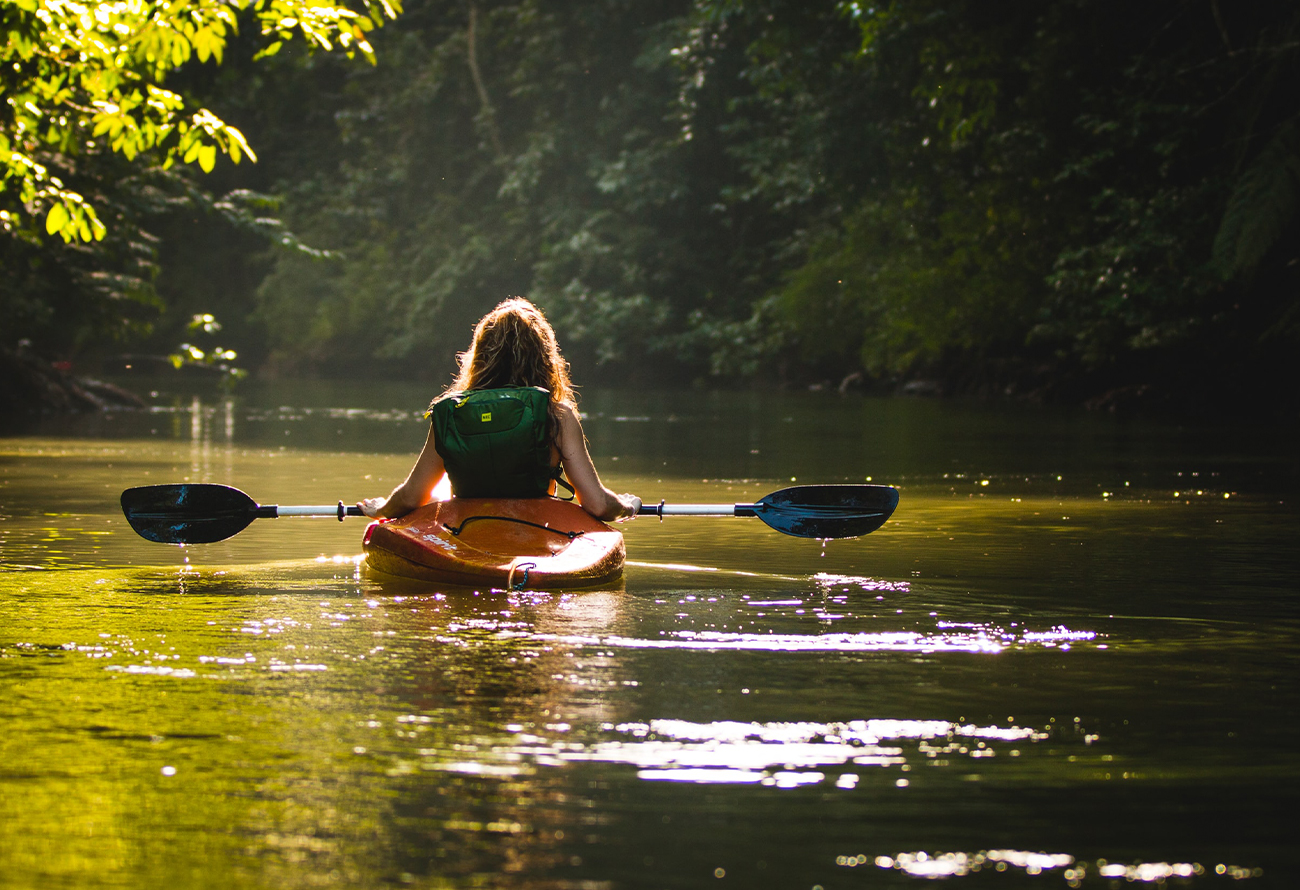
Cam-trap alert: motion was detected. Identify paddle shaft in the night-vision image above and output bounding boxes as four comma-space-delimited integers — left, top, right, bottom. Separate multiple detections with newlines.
250, 503, 745, 518
639, 503, 760, 517
271, 503, 753, 518
269, 504, 367, 519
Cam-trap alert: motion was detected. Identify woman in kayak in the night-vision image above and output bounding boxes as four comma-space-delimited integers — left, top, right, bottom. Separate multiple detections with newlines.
358, 298, 641, 522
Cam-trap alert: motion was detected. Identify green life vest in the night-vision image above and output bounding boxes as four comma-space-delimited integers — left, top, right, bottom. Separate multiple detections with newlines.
430, 387, 562, 498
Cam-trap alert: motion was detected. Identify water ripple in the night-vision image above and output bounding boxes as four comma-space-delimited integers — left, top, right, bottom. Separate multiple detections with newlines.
414, 717, 1057, 788
507, 624, 1098, 653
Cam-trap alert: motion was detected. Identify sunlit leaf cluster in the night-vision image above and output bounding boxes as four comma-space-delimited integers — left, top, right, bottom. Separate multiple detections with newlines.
167, 312, 246, 391
1, 0, 400, 243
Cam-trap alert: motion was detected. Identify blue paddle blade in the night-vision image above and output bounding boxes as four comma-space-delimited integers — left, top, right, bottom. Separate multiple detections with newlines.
750, 484, 899, 538
121, 483, 261, 544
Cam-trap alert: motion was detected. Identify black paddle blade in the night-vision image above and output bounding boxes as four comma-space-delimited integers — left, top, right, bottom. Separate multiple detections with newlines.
121, 483, 260, 544
751, 484, 899, 538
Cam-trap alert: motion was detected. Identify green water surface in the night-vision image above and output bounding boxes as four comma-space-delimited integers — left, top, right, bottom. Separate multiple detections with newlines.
1, 382, 1297, 888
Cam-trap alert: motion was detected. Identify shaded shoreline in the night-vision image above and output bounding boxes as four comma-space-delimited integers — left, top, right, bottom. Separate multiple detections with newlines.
0, 346, 145, 415
4, 345, 1296, 426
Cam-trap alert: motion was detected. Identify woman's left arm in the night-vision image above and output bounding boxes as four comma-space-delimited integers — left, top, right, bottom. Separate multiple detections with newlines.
358, 423, 447, 518
557, 403, 640, 522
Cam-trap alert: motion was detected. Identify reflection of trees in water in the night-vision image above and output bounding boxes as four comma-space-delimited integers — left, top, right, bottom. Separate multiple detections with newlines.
237, 586, 632, 886
379, 590, 629, 884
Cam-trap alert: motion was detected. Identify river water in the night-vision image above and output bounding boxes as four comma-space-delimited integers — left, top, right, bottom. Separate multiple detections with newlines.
1, 381, 1296, 888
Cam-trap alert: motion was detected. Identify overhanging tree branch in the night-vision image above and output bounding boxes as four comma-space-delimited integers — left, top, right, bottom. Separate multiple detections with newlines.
466, 2, 505, 160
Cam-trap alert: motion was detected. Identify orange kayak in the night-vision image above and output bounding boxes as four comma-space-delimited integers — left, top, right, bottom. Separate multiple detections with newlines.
362, 498, 625, 589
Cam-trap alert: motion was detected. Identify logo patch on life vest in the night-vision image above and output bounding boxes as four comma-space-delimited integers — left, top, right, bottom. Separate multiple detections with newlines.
480, 412, 492, 423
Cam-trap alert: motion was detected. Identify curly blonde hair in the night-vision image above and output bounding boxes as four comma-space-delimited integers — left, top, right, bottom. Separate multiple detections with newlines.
442, 298, 575, 406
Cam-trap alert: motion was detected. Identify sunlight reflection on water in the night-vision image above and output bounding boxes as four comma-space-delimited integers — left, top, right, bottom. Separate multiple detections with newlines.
857, 850, 1266, 886
433, 600, 1101, 653
410, 716, 1059, 788
519, 625, 1097, 653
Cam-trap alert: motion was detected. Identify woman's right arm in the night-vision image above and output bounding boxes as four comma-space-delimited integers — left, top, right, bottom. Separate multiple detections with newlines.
358, 423, 446, 518
557, 403, 640, 522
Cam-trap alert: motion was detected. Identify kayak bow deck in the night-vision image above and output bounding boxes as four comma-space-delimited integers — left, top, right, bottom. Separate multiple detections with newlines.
362, 498, 625, 589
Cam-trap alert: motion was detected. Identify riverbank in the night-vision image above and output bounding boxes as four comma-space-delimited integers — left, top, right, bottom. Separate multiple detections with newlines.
0, 345, 145, 415
4, 342, 1296, 427
825, 350, 1300, 424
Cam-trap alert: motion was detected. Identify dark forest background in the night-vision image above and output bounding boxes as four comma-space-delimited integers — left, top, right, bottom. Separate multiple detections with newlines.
4, 0, 1298, 410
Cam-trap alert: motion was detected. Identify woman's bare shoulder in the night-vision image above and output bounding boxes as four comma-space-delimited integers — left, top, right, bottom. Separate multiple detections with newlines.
554, 400, 586, 450
554, 400, 582, 423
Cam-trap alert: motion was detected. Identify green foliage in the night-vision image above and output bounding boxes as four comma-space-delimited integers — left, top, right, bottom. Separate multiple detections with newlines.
250, 0, 877, 379
8, 0, 1299, 398
168, 313, 247, 390
0, 152, 171, 354
1, 0, 400, 368
766, 0, 1300, 379
779, 189, 1043, 377
253, 0, 701, 375
1213, 118, 1300, 279
236, 0, 1297, 388
1, 0, 399, 244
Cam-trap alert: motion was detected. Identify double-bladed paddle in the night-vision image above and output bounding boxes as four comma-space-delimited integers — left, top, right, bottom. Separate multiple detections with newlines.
121, 482, 898, 545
